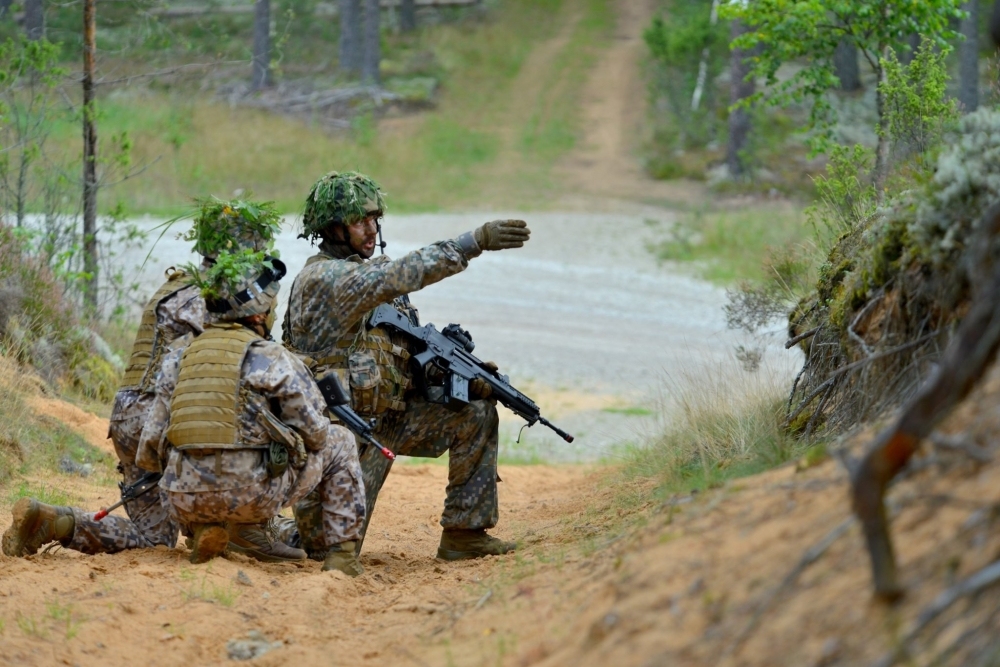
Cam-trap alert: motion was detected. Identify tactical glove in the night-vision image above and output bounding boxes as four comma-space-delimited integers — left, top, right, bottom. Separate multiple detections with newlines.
470, 361, 499, 399
473, 219, 531, 251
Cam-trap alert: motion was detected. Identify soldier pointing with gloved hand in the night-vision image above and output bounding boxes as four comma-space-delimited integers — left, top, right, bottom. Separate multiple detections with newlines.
283, 170, 530, 561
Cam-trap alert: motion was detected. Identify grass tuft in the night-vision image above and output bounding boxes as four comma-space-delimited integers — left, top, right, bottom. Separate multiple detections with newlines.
621, 359, 812, 494
651, 204, 812, 285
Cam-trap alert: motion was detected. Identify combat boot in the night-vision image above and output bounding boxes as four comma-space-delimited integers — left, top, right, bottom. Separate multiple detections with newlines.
226, 519, 307, 563
321, 541, 363, 576
437, 529, 516, 561
188, 523, 229, 564
1, 498, 75, 557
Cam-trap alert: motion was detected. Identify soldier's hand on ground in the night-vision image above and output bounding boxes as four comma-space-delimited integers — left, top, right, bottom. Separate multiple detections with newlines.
474, 219, 530, 251
470, 361, 499, 399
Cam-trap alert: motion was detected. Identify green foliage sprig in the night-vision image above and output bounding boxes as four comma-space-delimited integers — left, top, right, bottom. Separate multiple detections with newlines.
184, 249, 277, 301
183, 196, 282, 259
879, 39, 959, 161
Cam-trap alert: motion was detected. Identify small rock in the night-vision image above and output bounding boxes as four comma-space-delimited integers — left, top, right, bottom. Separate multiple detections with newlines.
235, 570, 253, 587
587, 611, 619, 643
270, 579, 280, 587
226, 631, 283, 661
687, 577, 705, 596
261, 592, 270, 600
59, 457, 93, 478
815, 638, 842, 666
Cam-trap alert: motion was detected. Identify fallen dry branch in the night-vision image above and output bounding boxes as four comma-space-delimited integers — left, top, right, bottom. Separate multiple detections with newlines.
874, 559, 1000, 667
929, 432, 993, 464
785, 326, 820, 349
724, 516, 856, 658
785, 331, 940, 428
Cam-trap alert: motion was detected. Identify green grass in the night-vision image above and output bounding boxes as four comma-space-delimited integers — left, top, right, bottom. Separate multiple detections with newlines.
6, 481, 76, 507
620, 361, 814, 495
601, 406, 654, 417
651, 204, 812, 285
179, 567, 241, 606
24, 0, 615, 216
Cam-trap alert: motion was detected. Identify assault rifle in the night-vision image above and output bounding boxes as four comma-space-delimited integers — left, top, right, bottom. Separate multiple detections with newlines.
368, 304, 574, 443
316, 374, 396, 460
95, 471, 162, 520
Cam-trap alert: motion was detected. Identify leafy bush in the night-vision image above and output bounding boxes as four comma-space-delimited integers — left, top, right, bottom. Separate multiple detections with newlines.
643, 3, 728, 152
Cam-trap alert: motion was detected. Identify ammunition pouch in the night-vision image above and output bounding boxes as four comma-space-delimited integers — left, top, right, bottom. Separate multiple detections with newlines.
265, 441, 289, 479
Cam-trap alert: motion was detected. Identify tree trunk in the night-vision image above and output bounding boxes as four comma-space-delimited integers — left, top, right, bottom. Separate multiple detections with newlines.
898, 33, 921, 64
834, 40, 861, 92
960, 0, 979, 112
24, 0, 43, 39
82, 0, 99, 312
361, 0, 380, 85
400, 0, 416, 32
990, 0, 1000, 50
252, 0, 272, 90
339, 0, 362, 74
873, 64, 890, 202
727, 19, 755, 180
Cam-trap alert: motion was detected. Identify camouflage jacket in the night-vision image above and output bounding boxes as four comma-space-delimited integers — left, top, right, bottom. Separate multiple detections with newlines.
282, 238, 474, 360
135, 335, 355, 493
111, 283, 208, 425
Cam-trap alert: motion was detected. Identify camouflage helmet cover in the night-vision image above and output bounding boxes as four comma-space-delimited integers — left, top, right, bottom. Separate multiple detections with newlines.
203, 256, 287, 322
186, 196, 283, 259
300, 171, 386, 240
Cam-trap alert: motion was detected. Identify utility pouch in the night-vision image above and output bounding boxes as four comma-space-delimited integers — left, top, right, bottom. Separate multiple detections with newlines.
256, 404, 307, 469
265, 441, 289, 479
348, 350, 381, 416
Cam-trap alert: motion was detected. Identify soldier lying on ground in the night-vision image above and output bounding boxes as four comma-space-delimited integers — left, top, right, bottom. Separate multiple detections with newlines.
134, 249, 367, 574
2, 198, 303, 563
282, 171, 530, 560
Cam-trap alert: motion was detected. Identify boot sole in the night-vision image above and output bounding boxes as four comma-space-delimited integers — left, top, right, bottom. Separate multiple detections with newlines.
189, 525, 229, 564
227, 541, 306, 563
2, 498, 40, 557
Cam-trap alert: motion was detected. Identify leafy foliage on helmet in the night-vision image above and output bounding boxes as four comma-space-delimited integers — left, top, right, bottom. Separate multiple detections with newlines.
185, 196, 283, 258
183, 249, 275, 301
301, 171, 386, 240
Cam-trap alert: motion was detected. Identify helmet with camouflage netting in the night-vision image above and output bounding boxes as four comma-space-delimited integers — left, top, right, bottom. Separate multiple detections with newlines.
300, 171, 386, 241
185, 196, 283, 259
189, 250, 287, 322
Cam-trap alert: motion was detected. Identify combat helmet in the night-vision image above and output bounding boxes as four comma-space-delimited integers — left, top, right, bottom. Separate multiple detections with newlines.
194, 251, 287, 322
300, 171, 386, 241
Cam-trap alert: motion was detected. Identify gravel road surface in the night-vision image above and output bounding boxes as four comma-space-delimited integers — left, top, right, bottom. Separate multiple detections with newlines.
119, 210, 799, 461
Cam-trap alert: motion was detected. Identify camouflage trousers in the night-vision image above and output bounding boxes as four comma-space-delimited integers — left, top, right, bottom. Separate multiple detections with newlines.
67, 393, 180, 554
358, 396, 500, 542
165, 441, 365, 551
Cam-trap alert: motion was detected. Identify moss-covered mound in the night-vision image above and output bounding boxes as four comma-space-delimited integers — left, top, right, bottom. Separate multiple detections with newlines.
788, 109, 1000, 434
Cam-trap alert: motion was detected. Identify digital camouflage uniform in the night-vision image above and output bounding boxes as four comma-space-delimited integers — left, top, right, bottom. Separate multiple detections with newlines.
63, 277, 205, 554
283, 239, 500, 538
135, 326, 366, 551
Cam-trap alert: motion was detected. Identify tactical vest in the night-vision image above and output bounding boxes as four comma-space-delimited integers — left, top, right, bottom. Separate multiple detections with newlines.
165, 323, 261, 451
285, 254, 414, 417
120, 270, 189, 393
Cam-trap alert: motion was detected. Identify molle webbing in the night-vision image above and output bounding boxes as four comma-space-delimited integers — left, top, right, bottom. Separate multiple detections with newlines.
166, 324, 260, 451
120, 272, 188, 392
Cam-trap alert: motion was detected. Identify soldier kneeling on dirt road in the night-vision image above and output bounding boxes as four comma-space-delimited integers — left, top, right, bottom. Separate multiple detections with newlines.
2, 198, 303, 564
131, 244, 368, 573
282, 170, 529, 560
